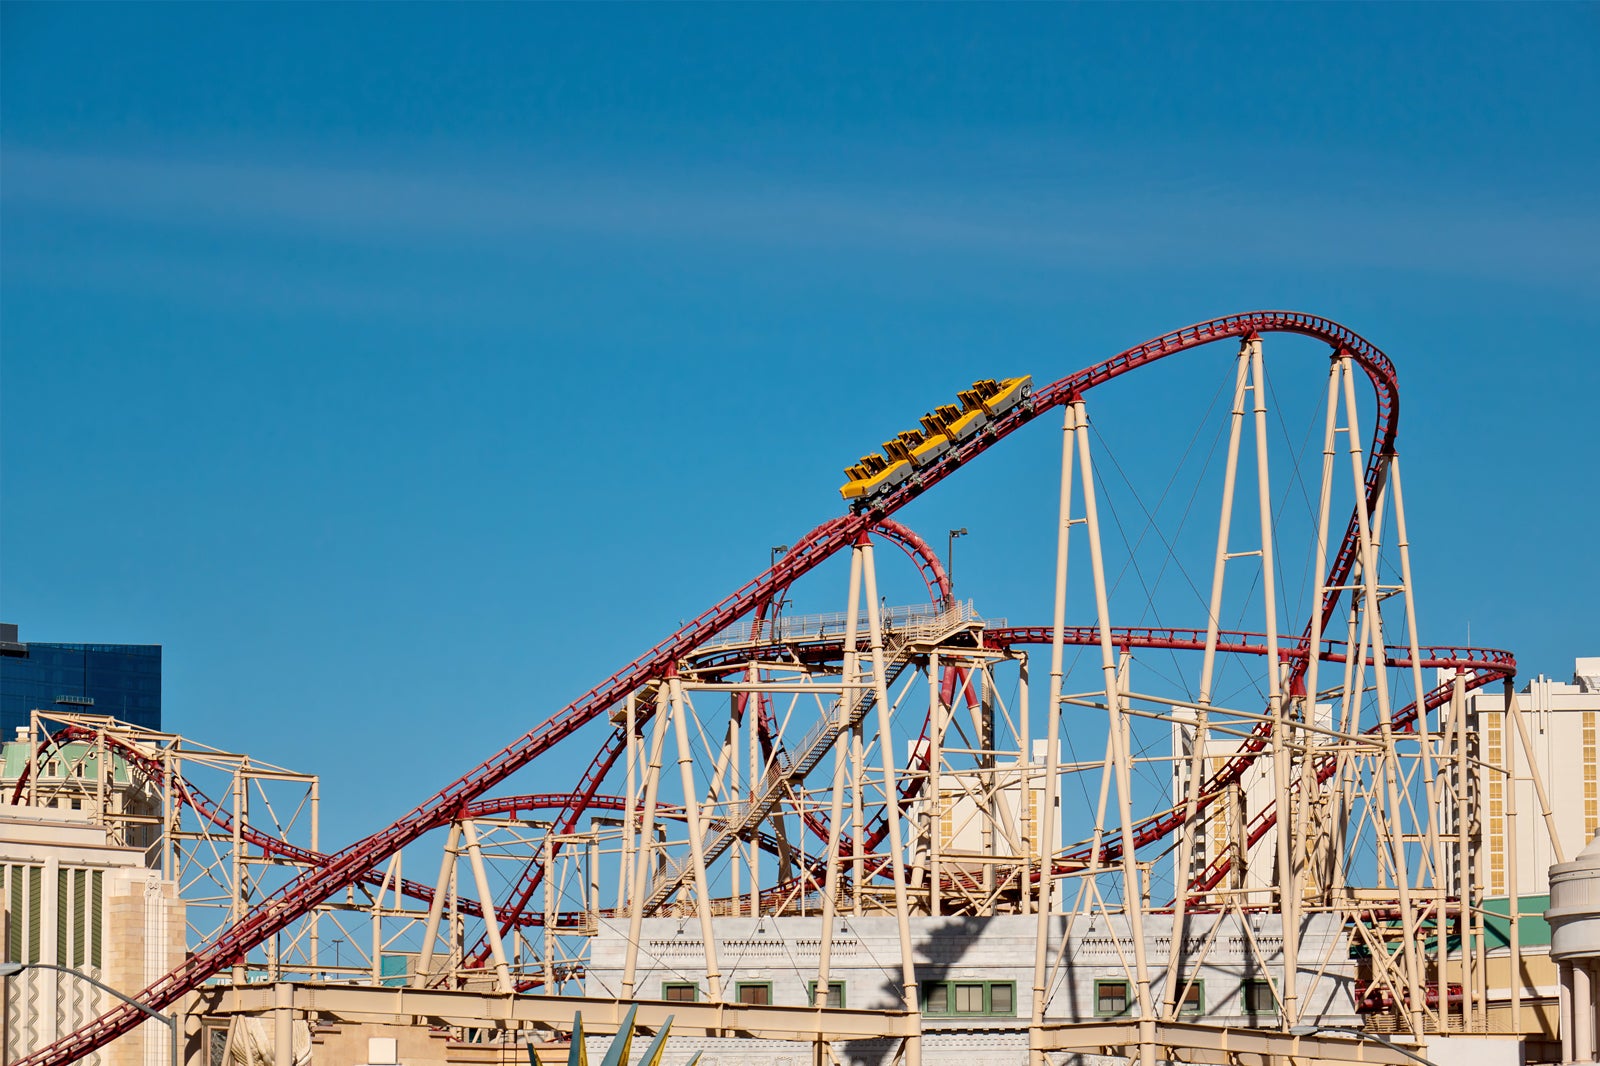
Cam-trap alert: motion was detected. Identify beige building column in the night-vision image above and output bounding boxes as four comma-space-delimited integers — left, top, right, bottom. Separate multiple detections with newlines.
1575, 963, 1594, 1063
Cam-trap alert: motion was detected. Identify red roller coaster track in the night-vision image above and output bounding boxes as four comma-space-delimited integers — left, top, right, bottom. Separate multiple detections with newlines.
25, 311, 1493, 1066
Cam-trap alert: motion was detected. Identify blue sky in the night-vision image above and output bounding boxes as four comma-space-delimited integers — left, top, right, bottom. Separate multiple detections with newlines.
3, 3, 1596, 848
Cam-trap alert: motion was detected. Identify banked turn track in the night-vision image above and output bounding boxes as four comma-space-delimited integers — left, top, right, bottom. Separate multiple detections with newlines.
25, 311, 1513, 1065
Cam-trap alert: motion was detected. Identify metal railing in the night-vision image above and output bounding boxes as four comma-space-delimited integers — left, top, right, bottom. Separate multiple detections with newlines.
699, 600, 991, 651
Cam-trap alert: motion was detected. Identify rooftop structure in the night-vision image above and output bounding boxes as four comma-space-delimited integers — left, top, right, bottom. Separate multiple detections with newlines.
0, 622, 161, 738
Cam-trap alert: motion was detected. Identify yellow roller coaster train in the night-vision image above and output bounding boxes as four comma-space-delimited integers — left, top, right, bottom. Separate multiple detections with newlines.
839, 376, 1032, 502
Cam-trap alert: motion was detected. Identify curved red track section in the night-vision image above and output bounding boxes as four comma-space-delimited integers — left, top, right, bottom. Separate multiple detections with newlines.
25, 311, 1455, 1065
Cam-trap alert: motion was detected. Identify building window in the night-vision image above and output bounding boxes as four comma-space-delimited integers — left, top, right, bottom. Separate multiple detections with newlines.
922, 980, 1017, 1017
1096, 979, 1131, 1017
990, 982, 1014, 1015
662, 982, 698, 1002
736, 982, 771, 1006
807, 981, 846, 1008
1178, 980, 1203, 1015
1243, 979, 1277, 1015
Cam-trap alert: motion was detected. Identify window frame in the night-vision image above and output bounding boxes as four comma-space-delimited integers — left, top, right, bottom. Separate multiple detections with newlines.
1095, 978, 1132, 1018
806, 980, 847, 1009
661, 981, 699, 1003
734, 980, 773, 1006
1177, 979, 1204, 1016
921, 979, 1018, 1018
1243, 978, 1278, 1016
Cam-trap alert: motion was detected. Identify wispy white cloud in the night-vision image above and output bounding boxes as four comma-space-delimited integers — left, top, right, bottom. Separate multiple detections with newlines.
3, 144, 1595, 285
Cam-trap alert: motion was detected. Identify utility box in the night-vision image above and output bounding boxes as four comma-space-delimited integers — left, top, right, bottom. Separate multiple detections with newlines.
365, 1036, 399, 1065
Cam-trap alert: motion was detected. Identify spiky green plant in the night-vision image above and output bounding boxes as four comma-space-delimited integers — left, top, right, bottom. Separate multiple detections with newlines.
529, 1005, 702, 1066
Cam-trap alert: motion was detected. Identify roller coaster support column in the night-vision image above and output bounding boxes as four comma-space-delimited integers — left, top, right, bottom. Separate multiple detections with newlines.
1391, 453, 1453, 1022
851, 710, 866, 916
1503, 671, 1569, 863
621, 693, 637, 914
1075, 397, 1156, 1066
414, 823, 461, 985
861, 532, 923, 1066
1031, 404, 1077, 1066
460, 819, 515, 994
669, 668, 724, 1003
1450, 672, 1474, 1032
1299, 352, 1341, 917
929, 650, 944, 918
1246, 335, 1302, 1029
232, 763, 248, 986
1338, 353, 1427, 1036
747, 668, 761, 917
727, 683, 742, 911
622, 685, 672, 999
1016, 652, 1031, 917
1165, 337, 1251, 1021
814, 542, 863, 1025
543, 834, 556, 990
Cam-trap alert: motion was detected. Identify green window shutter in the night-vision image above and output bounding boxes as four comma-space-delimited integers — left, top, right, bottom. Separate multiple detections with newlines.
72, 868, 88, 967
90, 870, 103, 968
56, 867, 70, 965
28, 866, 43, 963
7, 866, 20, 962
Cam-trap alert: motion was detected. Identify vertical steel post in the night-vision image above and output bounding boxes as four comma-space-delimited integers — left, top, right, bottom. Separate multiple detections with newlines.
415, 822, 460, 986
621, 686, 671, 999
460, 819, 514, 994
669, 672, 724, 1002
748, 670, 762, 918
930, 650, 944, 918
1073, 399, 1156, 1066
543, 833, 556, 991
862, 535, 922, 1066
1166, 342, 1251, 1019
816, 541, 864, 1007
1504, 680, 1523, 1032
1017, 653, 1032, 917
1338, 356, 1426, 1036
1246, 337, 1301, 1027
621, 693, 637, 914
1031, 405, 1076, 1065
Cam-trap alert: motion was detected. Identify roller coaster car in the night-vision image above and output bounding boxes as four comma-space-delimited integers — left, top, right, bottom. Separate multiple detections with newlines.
840, 375, 1031, 501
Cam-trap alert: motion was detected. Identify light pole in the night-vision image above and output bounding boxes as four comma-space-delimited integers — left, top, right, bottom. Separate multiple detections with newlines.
947, 528, 967, 595
0, 960, 179, 1066
1288, 1024, 1439, 1066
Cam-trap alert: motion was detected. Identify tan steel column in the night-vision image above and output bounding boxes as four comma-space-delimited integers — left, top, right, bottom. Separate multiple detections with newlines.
1075, 399, 1155, 1066
542, 833, 556, 991
1031, 404, 1076, 1066
460, 819, 515, 994
669, 671, 724, 1002
622, 686, 672, 998
1339, 356, 1426, 1036
815, 542, 864, 1007
1167, 345, 1253, 1020
1248, 337, 1299, 1028
414, 822, 461, 986
620, 693, 637, 913
929, 650, 944, 919
862, 535, 922, 1066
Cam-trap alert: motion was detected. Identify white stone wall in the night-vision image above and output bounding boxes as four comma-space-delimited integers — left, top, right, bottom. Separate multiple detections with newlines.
586, 910, 1358, 1052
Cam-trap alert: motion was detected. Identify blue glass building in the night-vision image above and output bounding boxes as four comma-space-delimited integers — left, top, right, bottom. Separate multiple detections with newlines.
0, 623, 161, 737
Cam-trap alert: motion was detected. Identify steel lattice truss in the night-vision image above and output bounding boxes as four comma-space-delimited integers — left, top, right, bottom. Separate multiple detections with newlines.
15, 312, 1563, 1066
